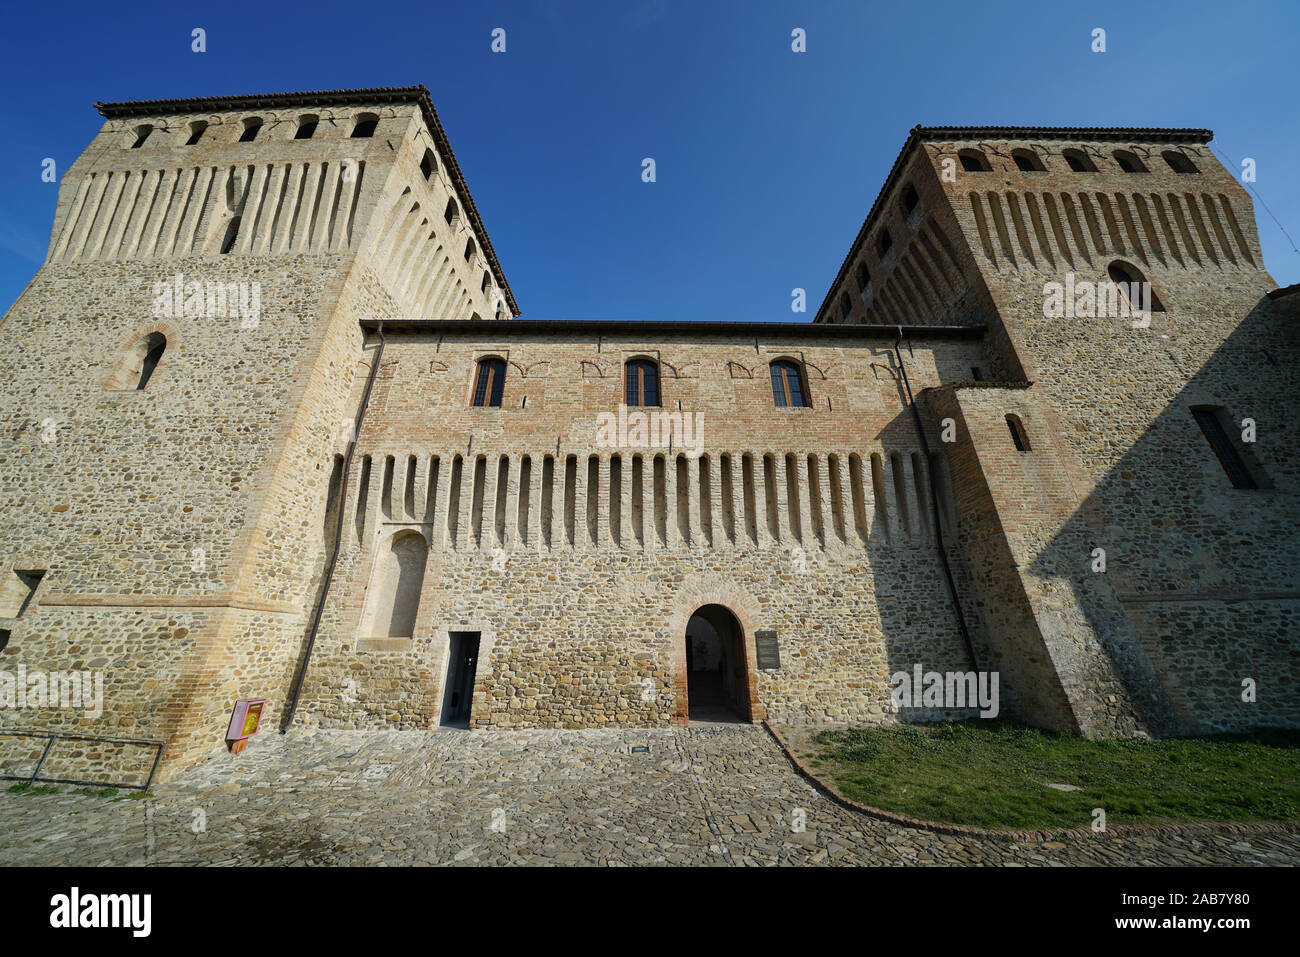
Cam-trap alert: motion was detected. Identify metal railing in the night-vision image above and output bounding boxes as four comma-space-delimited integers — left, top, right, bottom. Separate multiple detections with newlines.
0, 728, 164, 791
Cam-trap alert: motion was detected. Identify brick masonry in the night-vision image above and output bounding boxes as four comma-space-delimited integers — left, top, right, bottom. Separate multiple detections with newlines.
0, 94, 1295, 784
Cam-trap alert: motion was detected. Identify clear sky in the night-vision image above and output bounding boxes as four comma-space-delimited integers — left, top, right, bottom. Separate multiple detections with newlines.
1, 0, 1297, 320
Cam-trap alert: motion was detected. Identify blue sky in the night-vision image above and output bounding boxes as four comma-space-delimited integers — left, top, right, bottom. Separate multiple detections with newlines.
1, 0, 1297, 320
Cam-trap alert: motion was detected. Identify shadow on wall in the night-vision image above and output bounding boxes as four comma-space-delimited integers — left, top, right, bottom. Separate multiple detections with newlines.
866, 364, 991, 725
1028, 290, 1300, 735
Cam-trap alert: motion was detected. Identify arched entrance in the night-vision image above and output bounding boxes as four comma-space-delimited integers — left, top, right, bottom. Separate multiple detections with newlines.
684, 604, 752, 722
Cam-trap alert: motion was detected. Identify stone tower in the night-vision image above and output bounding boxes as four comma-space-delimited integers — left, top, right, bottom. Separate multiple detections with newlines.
814, 127, 1300, 737
0, 87, 517, 782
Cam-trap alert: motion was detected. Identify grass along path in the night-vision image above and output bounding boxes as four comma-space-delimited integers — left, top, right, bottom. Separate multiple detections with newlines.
808, 720, 1300, 830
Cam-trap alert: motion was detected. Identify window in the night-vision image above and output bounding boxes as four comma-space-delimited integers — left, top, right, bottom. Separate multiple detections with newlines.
770, 360, 809, 408
1192, 407, 1259, 489
294, 115, 318, 139
481, 271, 491, 292
625, 358, 660, 407
1063, 148, 1096, 172
351, 113, 378, 138
856, 261, 871, 295
444, 198, 460, 226
877, 229, 893, 258
185, 121, 207, 145
1107, 260, 1165, 312
1006, 414, 1030, 451
239, 118, 262, 143
900, 183, 919, 215
958, 149, 991, 172
1012, 149, 1045, 172
1113, 149, 1147, 173
464, 238, 476, 262
1163, 150, 1199, 174
839, 292, 852, 321
130, 124, 153, 149
420, 149, 437, 180
471, 357, 506, 407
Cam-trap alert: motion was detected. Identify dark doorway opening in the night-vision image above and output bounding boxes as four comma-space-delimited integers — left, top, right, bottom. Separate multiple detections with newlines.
440, 631, 480, 727
685, 605, 751, 723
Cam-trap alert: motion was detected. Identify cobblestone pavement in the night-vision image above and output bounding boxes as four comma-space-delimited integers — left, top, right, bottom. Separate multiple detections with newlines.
1, 725, 1296, 866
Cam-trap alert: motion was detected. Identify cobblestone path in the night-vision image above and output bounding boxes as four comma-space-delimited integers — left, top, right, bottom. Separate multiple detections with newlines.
1, 725, 1296, 866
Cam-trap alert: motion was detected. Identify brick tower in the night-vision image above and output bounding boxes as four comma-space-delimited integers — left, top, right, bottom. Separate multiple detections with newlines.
0, 88, 516, 782
814, 127, 1300, 736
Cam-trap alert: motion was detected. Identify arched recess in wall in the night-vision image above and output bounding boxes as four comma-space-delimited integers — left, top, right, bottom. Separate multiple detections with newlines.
106, 330, 169, 390
1107, 259, 1165, 312
360, 530, 429, 639
958, 149, 991, 172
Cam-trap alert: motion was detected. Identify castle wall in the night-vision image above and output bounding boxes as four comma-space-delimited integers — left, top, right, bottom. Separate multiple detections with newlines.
295, 328, 990, 729
921, 135, 1300, 734
0, 93, 513, 781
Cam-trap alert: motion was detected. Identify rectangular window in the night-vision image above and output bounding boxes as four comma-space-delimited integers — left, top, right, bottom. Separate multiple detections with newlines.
1192, 408, 1257, 489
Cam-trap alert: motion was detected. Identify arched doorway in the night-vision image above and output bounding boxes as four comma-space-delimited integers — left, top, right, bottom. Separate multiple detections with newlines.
684, 604, 752, 722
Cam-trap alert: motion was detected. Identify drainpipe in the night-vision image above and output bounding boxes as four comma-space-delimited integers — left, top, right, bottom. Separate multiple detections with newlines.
281, 320, 386, 731
892, 328, 979, 671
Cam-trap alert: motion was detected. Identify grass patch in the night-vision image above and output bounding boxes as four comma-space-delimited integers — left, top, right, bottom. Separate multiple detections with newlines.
6, 782, 59, 796
73, 787, 119, 798
811, 719, 1300, 830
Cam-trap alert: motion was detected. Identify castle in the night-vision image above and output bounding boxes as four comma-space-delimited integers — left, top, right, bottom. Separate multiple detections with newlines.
0, 87, 1296, 786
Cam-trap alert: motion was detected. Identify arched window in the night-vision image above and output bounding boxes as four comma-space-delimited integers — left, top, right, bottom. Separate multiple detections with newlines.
958, 149, 990, 172
770, 360, 809, 408
111, 332, 168, 391
185, 121, 207, 146
444, 198, 459, 225
464, 238, 476, 262
856, 261, 871, 295
495, 300, 505, 320
480, 271, 491, 292
363, 531, 428, 638
129, 124, 153, 149
294, 115, 318, 139
900, 183, 920, 215
1012, 149, 1045, 172
1162, 150, 1198, 174
351, 113, 378, 138
877, 228, 893, 258
1108, 260, 1165, 312
1006, 414, 1030, 451
472, 357, 506, 407
625, 358, 660, 407
1063, 148, 1096, 172
420, 149, 437, 180
839, 292, 852, 321
238, 118, 262, 143
1113, 149, 1147, 173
